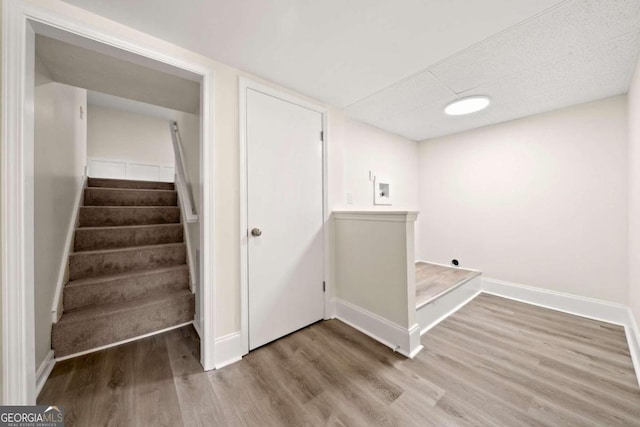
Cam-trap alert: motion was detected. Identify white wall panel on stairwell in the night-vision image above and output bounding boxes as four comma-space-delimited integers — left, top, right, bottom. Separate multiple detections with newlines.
87, 104, 175, 167
87, 158, 175, 182
34, 56, 87, 372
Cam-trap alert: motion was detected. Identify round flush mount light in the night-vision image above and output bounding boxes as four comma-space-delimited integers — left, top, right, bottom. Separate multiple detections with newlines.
444, 96, 490, 116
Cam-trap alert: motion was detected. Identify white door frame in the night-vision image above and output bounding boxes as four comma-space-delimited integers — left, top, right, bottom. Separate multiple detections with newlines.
239, 77, 331, 356
1, 0, 217, 404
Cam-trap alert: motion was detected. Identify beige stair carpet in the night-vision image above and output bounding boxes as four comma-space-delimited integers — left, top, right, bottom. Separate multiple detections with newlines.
52, 177, 195, 357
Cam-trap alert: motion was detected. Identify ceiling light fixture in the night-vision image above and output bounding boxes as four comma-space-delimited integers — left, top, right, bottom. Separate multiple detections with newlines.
444, 96, 490, 116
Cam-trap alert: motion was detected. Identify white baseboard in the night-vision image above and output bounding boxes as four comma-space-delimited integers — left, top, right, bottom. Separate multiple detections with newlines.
51, 175, 87, 323
334, 298, 422, 358
36, 350, 55, 397
418, 276, 482, 335
415, 259, 480, 273
624, 309, 640, 388
55, 321, 192, 362
214, 332, 243, 369
481, 277, 630, 326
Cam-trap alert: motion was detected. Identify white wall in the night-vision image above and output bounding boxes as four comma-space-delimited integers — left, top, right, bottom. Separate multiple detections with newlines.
330, 112, 419, 211
34, 56, 87, 369
629, 59, 640, 329
15, 0, 424, 341
333, 213, 416, 327
87, 104, 174, 166
417, 96, 629, 304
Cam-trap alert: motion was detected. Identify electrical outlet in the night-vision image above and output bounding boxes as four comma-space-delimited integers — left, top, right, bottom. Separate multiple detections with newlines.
346, 193, 353, 204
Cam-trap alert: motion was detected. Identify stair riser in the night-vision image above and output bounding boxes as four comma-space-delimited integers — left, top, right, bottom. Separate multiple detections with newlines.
84, 188, 177, 207
75, 225, 183, 251
64, 268, 190, 312
88, 178, 175, 190
79, 207, 180, 227
52, 293, 194, 357
69, 245, 186, 280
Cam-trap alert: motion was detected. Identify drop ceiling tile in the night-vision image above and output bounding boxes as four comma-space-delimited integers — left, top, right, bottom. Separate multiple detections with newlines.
344, 72, 453, 124
361, 31, 640, 141
431, 0, 640, 94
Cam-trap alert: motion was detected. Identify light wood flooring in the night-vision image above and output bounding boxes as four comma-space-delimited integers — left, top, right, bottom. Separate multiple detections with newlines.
416, 262, 481, 308
39, 294, 640, 426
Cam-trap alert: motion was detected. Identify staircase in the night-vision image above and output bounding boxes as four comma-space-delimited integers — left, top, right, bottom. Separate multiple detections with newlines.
52, 177, 195, 358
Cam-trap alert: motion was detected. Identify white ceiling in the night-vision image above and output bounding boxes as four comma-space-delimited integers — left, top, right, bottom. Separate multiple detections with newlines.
62, 0, 640, 141
35, 35, 200, 114
87, 91, 178, 121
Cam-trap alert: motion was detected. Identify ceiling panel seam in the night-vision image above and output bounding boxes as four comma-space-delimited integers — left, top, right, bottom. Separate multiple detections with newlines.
449, 29, 640, 96
343, 0, 575, 109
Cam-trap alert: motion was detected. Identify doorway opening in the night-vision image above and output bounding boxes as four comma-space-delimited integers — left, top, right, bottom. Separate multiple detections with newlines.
2, 3, 215, 404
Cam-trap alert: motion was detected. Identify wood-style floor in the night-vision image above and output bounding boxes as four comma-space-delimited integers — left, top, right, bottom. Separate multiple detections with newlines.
415, 262, 480, 308
39, 294, 640, 426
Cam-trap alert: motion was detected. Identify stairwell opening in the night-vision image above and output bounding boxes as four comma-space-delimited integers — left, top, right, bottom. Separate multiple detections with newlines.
29, 22, 210, 393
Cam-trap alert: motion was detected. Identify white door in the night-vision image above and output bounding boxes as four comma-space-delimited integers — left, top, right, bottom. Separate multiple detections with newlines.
247, 88, 324, 350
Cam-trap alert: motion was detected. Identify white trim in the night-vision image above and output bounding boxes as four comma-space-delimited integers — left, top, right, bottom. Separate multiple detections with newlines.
2, 0, 217, 402
51, 175, 86, 323
419, 277, 482, 335
179, 207, 197, 293
200, 69, 216, 371
334, 298, 423, 358
87, 156, 175, 183
192, 317, 202, 339
55, 321, 193, 362
415, 259, 480, 273
35, 350, 55, 397
332, 211, 419, 222
481, 277, 630, 326
239, 77, 328, 356
625, 310, 640, 388
169, 122, 198, 222
87, 156, 175, 170
2, 0, 36, 404
214, 332, 242, 369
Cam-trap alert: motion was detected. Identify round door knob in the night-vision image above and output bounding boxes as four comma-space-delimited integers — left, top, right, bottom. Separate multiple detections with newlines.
251, 228, 262, 237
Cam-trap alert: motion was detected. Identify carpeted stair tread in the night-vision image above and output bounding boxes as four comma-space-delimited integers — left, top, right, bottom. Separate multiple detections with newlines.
88, 177, 175, 190
64, 265, 189, 312
57, 289, 193, 324
69, 242, 186, 280
79, 206, 180, 227
52, 290, 194, 357
84, 187, 178, 207
53, 177, 194, 358
66, 264, 189, 288
74, 223, 183, 251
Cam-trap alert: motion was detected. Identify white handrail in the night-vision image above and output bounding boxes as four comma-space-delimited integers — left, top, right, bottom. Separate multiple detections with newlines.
170, 121, 198, 223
